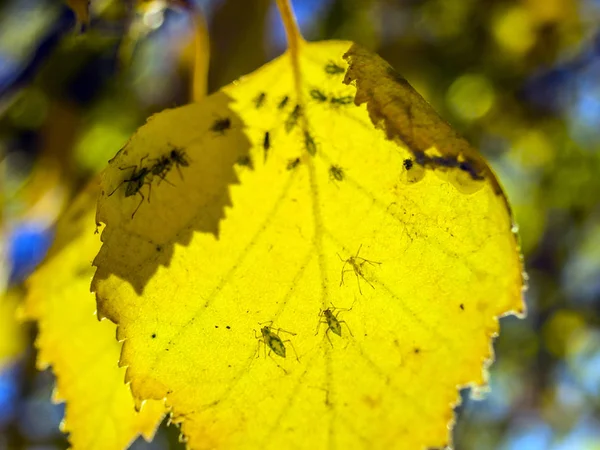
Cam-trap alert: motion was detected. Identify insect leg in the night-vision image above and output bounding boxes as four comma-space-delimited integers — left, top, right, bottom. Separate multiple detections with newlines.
108, 179, 126, 197
315, 318, 328, 336
131, 191, 145, 219
352, 271, 364, 295
281, 339, 300, 362
339, 261, 351, 286
338, 320, 354, 337
324, 328, 334, 347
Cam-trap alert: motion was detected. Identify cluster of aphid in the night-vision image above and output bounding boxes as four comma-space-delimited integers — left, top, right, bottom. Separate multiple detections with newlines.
110, 116, 234, 218
256, 246, 381, 364
248, 61, 351, 172
256, 302, 354, 363
109, 148, 190, 218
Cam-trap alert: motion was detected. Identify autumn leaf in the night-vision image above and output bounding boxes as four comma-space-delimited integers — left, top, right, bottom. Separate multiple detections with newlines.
91, 21, 525, 450
23, 179, 165, 450
0, 290, 27, 366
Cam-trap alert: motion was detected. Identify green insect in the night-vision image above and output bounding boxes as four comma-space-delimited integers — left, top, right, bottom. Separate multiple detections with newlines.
168, 148, 190, 179
324, 61, 345, 75
210, 117, 231, 135
278, 95, 290, 109
109, 155, 153, 219
254, 92, 266, 109
329, 165, 344, 181
255, 322, 299, 361
310, 89, 327, 102
330, 95, 353, 106
149, 154, 174, 185
236, 155, 253, 169
315, 302, 354, 346
286, 157, 301, 170
263, 131, 270, 162
338, 244, 381, 294
304, 131, 316, 156
285, 104, 302, 133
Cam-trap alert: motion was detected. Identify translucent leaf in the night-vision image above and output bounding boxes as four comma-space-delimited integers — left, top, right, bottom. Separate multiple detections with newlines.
92, 40, 525, 449
23, 179, 165, 450
0, 290, 27, 366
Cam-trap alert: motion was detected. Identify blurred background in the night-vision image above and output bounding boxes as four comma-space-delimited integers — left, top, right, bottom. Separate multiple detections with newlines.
1, 0, 599, 448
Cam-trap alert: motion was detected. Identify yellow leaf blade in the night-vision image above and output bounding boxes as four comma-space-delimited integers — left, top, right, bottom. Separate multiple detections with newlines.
93, 40, 525, 449
24, 179, 165, 450
0, 290, 27, 366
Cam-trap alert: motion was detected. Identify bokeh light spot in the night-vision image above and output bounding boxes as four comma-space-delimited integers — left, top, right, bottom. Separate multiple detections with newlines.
447, 74, 495, 121
492, 6, 536, 54
543, 310, 586, 357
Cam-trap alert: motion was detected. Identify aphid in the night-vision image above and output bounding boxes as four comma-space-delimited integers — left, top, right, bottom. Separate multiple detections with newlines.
310, 89, 327, 102
254, 322, 299, 361
236, 155, 253, 169
286, 157, 300, 170
325, 61, 345, 75
315, 303, 354, 346
210, 117, 231, 135
108, 155, 152, 219
338, 244, 381, 294
278, 95, 290, 110
329, 165, 344, 181
330, 95, 353, 106
254, 92, 266, 109
403, 158, 413, 170
304, 131, 316, 156
169, 148, 190, 178
285, 104, 301, 133
150, 155, 174, 185
263, 131, 270, 162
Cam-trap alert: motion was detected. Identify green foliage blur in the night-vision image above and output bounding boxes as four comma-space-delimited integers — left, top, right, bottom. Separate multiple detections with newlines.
1, 0, 599, 449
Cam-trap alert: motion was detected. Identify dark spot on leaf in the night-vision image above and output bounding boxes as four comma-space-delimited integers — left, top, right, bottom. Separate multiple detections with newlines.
460, 304, 465, 310
287, 157, 301, 170
156, 245, 162, 252
151, 333, 156, 338
403, 159, 413, 170
215, 325, 219, 328
226, 325, 231, 329
386, 66, 410, 86
414, 347, 420, 354
459, 160, 485, 180
432, 155, 459, 168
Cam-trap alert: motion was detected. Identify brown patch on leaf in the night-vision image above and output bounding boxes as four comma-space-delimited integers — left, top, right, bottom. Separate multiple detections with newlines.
342, 44, 504, 197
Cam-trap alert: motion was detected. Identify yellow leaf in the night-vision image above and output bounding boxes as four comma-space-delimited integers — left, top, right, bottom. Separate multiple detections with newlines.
0, 290, 27, 366
92, 40, 525, 449
23, 179, 165, 450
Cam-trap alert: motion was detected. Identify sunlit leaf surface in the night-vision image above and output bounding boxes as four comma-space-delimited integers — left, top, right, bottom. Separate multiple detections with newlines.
23, 180, 165, 450
92, 40, 525, 449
